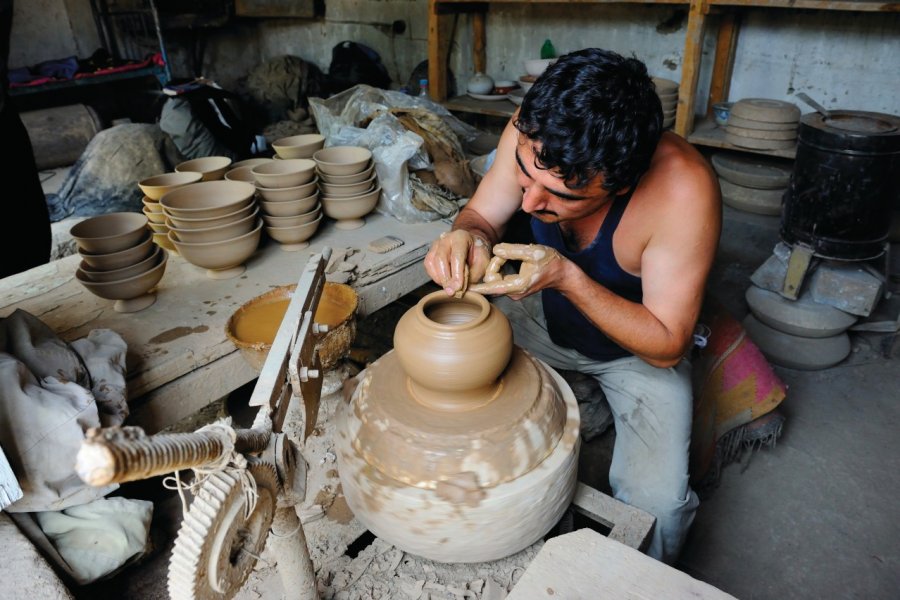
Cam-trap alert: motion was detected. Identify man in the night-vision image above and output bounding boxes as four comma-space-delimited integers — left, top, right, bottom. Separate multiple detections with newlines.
0, 0, 51, 278
424, 48, 721, 563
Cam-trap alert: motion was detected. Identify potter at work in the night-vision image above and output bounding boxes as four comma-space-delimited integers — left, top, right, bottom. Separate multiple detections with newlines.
425, 48, 722, 563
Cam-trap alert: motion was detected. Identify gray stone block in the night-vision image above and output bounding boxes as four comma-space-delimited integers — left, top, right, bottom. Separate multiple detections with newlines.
809, 263, 884, 317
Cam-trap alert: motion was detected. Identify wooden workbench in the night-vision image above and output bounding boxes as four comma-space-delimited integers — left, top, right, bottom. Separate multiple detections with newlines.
0, 213, 450, 433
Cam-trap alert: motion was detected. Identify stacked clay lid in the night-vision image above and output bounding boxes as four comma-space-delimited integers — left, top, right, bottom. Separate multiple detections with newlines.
314, 146, 380, 230
251, 158, 322, 251
652, 77, 678, 130
71, 212, 168, 313
726, 98, 800, 151
161, 180, 262, 279
712, 152, 793, 216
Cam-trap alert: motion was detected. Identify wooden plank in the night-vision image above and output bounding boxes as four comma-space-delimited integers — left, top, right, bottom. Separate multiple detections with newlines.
443, 94, 516, 118
675, 0, 709, 137
572, 482, 656, 552
688, 116, 797, 159
706, 11, 740, 116
709, 0, 899, 11
472, 11, 487, 75
438, 0, 687, 4
507, 529, 737, 599
428, 0, 448, 101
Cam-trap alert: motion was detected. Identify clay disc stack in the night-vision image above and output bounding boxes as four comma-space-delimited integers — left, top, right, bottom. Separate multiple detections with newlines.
652, 77, 678, 129
726, 99, 800, 151
712, 153, 793, 216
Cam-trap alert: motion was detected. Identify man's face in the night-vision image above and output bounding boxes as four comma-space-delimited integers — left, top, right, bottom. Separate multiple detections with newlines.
514, 135, 615, 224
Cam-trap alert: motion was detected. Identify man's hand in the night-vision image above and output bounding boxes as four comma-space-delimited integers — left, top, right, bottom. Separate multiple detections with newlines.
469, 243, 567, 299
424, 230, 493, 296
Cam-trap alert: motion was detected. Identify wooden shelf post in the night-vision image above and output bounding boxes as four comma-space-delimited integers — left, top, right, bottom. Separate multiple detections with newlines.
675, 0, 710, 137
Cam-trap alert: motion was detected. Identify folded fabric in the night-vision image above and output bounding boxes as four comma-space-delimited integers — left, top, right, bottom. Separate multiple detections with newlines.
35, 56, 79, 80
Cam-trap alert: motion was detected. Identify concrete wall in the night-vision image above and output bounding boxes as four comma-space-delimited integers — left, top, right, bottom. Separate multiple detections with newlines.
9, 0, 98, 68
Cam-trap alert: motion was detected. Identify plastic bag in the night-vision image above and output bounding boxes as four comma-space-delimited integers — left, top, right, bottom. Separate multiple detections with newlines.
309, 85, 480, 223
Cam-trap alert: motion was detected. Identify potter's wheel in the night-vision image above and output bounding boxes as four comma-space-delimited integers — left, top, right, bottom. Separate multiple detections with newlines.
336, 292, 580, 563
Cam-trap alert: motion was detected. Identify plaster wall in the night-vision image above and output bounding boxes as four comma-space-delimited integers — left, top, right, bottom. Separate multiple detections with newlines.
9, 0, 99, 68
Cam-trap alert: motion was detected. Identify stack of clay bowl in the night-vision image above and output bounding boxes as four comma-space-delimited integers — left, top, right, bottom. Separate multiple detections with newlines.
712, 152, 793, 216
272, 134, 325, 160
725, 99, 800, 151
138, 172, 204, 253
161, 180, 262, 279
313, 146, 380, 230
71, 212, 168, 313
224, 158, 274, 184
175, 156, 233, 181
652, 77, 679, 129
251, 158, 322, 251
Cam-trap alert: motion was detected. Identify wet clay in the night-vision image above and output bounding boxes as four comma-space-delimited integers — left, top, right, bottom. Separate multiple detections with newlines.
232, 289, 355, 345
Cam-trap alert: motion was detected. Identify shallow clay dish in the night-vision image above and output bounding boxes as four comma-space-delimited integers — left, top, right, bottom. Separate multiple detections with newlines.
313, 146, 372, 176
70, 212, 149, 254
272, 134, 326, 159
75, 249, 168, 313
175, 156, 233, 181
255, 178, 318, 202
165, 202, 256, 230
224, 166, 258, 183
165, 207, 259, 244
261, 205, 321, 228
265, 214, 323, 251
160, 180, 255, 219
169, 219, 263, 279
259, 192, 318, 218
79, 245, 162, 283
316, 163, 375, 185
319, 175, 376, 197
321, 187, 380, 230
138, 171, 203, 200
78, 233, 153, 271
225, 281, 358, 371
251, 159, 316, 189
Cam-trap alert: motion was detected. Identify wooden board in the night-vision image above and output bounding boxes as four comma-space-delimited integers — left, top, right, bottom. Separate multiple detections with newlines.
0, 214, 449, 432
443, 95, 516, 118
689, 117, 797, 159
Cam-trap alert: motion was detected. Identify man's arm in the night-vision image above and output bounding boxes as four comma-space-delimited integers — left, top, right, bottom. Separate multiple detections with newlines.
424, 115, 525, 294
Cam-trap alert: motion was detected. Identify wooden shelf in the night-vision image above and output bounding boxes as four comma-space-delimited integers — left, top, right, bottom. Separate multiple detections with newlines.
709, 0, 898, 11
688, 117, 797, 160
443, 95, 517, 118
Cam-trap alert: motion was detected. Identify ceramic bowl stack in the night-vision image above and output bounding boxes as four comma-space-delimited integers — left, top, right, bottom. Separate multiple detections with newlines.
272, 134, 326, 159
71, 212, 168, 313
160, 180, 262, 279
712, 152, 793, 216
725, 99, 800, 151
251, 158, 322, 251
175, 156, 233, 181
652, 77, 679, 130
313, 146, 380, 230
138, 171, 204, 253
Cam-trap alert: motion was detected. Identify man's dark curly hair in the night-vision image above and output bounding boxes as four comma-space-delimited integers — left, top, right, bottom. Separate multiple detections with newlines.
515, 48, 663, 194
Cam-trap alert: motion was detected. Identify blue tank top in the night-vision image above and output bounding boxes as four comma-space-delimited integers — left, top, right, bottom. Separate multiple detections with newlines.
531, 192, 642, 361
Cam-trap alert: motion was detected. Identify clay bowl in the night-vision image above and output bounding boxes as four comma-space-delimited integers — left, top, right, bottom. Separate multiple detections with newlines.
165, 207, 259, 244
79, 245, 162, 283
313, 146, 372, 176
225, 281, 359, 372
142, 205, 166, 224
148, 221, 169, 234
160, 180, 256, 219
316, 163, 375, 185
165, 202, 256, 230
175, 156, 233, 181
70, 212, 149, 254
493, 79, 519, 95
261, 205, 321, 228
251, 159, 316, 189
265, 214, 323, 251
78, 233, 154, 271
231, 158, 273, 170
153, 232, 177, 254
256, 178, 318, 203
321, 186, 380, 230
138, 171, 203, 200
75, 249, 168, 313
259, 192, 319, 218
224, 166, 258, 183
524, 58, 555, 76
319, 175, 376, 197
272, 134, 326, 159
168, 219, 263, 279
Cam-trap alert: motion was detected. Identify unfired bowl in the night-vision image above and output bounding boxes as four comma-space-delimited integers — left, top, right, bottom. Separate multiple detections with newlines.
79, 245, 162, 283
256, 178, 318, 202
319, 175, 377, 197
153, 232, 177, 254
175, 156, 233, 181
317, 163, 375, 185
148, 221, 169, 234
259, 192, 318, 217
524, 58, 555, 76
313, 146, 372, 176
75, 249, 168, 313
272, 134, 326, 159
231, 158, 273, 170
261, 205, 321, 228
70, 212, 149, 254
138, 172, 203, 200
78, 233, 154, 271
160, 180, 255, 219
165, 202, 256, 230
251, 159, 316, 189
169, 219, 263, 279
224, 166, 258, 183
265, 214, 323, 251
165, 207, 259, 244
142, 205, 166, 224
321, 186, 380, 230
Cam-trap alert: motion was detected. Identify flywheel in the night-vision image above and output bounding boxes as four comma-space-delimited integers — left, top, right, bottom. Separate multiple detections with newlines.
168, 460, 280, 600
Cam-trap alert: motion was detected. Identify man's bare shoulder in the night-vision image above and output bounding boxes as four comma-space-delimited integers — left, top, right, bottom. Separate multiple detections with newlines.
645, 133, 720, 213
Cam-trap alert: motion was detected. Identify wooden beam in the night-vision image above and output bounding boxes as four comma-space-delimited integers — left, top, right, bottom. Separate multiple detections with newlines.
472, 11, 487, 75
707, 11, 741, 117
428, 0, 447, 101
675, 0, 709, 137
